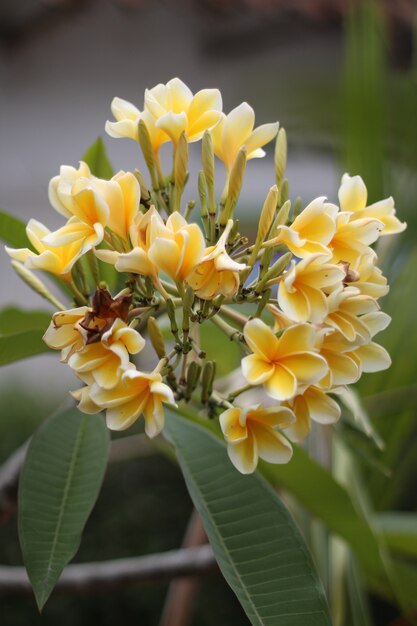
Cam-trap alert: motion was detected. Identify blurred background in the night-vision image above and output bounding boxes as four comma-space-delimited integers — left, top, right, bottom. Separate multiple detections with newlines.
1, 0, 417, 624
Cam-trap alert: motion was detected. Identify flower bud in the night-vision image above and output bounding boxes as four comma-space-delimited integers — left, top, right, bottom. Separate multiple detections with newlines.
274, 126, 287, 185
147, 316, 166, 358
11, 261, 65, 310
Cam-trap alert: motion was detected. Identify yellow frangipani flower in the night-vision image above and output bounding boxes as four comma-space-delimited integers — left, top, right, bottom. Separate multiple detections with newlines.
5, 219, 84, 277
85, 369, 176, 434
339, 173, 406, 235
43, 182, 109, 254
274, 197, 338, 259
43, 306, 89, 361
93, 170, 140, 241
242, 319, 328, 401
329, 212, 384, 266
211, 102, 278, 171
147, 211, 205, 282
346, 310, 392, 374
48, 161, 93, 219
284, 386, 341, 442
95, 206, 159, 278
144, 78, 223, 144
106, 100, 168, 153
186, 220, 247, 299
68, 319, 145, 390
47, 163, 140, 249
105, 97, 141, 142
318, 329, 361, 389
277, 254, 345, 324
219, 404, 294, 474
347, 252, 389, 299
324, 285, 380, 343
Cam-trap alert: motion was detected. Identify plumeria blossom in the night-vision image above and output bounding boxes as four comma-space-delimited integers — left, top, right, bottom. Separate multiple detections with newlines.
95, 206, 159, 278
186, 220, 247, 299
220, 404, 294, 474
47, 164, 141, 251
324, 285, 381, 343
5, 219, 84, 277
147, 211, 205, 282
346, 310, 392, 374
5, 78, 405, 479
274, 197, 338, 258
242, 319, 328, 401
43, 306, 89, 361
83, 369, 176, 434
68, 319, 145, 389
329, 212, 384, 266
277, 254, 345, 323
338, 173, 406, 235
93, 171, 140, 241
144, 78, 223, 145
106, 100, 168, 154
284, 386, 341, 442
318, 329, 361, 389
105, 97, 142, 142
347, 252, 389, 299
211, 102, 278, 171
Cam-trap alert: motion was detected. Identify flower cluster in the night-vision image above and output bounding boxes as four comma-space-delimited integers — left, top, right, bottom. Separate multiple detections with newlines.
6, 78, 406, 474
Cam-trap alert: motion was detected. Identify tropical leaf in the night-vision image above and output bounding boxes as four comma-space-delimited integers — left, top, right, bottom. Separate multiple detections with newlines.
18, 406, 109, 609
82, 137, 114, 179
0, 209, 30, 248
373, 513, 417, 559
0, 306, 51, 336
0, 330, 50, 366
165, 408, 332, 626
260, 446, 386, 585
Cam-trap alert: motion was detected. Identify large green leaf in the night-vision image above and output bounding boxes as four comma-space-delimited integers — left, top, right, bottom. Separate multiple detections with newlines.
0, 329, 50, 366
82, 137, 114, 179
0, 209, 30, 248
0, 306, 51, 336
18, 406, 109, 609
260, 447, 386, 585
373, 513, 417, 559
165, 409, 332, 626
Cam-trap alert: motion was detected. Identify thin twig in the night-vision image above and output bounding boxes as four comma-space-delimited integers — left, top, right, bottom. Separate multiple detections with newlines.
0, 545, 217, 594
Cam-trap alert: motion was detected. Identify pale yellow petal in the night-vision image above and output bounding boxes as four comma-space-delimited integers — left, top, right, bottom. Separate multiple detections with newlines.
241, 354, 275, 384
227, 434, 257, 474
253, 425, 293, 465
264, 365, 297, 401
220, 408, 248, 443
244, 122, 279, 156
243, 318, 279, 361
281, 352, 328, 386
339, 174, 367, 212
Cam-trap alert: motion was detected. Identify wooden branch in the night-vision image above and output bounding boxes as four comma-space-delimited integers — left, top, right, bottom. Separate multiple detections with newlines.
0, 545, 217, 594
0, 433, 163, 523
0, 441, 29, 524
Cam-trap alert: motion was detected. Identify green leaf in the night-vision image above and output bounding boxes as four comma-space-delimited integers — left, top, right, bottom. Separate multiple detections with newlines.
260, 446, 386, 584
0, 209, 30, 248
165, 409, 332, 626
0, 329, 50, 366
82, 137, 114, 179
373, 513, 417, 558
18, 406, 109, 609
0, 306, 51, 336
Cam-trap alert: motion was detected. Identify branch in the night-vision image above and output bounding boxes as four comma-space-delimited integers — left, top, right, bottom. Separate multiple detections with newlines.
0, 545, 217, 594
0, 441, 29, 524
0, 433, 165, 523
